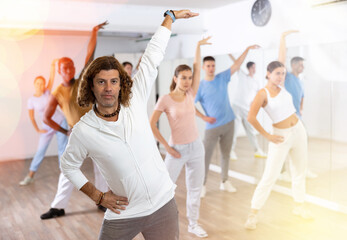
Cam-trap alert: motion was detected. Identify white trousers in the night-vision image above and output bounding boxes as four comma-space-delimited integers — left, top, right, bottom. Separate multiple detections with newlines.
165, 138, 205, 227
231, 104, 260, 152
251, 120, 308, 210
51, 161, 108, 209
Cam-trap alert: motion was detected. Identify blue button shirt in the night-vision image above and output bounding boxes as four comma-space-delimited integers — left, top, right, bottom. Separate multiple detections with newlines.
284, 72, 304, 117
195, 68, 235, 130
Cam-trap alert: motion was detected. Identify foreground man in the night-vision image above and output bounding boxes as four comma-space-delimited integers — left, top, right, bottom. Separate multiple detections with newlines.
60, 10, 198, 240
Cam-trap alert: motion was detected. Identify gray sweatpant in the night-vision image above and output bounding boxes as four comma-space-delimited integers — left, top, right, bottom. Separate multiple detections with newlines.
203, 121, 234, 184
99, 198, 179, 240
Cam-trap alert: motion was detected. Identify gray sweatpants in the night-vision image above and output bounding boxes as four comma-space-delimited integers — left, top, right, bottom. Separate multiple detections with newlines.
99, 198, 179, 240
203, 121, 234, 184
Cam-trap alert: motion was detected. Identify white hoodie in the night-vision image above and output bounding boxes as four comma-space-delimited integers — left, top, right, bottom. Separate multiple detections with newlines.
60, 26, 176, 220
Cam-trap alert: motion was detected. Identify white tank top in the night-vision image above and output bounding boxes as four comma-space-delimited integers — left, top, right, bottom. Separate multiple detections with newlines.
263, 86, 296, 124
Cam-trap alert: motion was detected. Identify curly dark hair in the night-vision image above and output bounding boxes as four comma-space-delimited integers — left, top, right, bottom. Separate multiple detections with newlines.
78, 56, 133, 108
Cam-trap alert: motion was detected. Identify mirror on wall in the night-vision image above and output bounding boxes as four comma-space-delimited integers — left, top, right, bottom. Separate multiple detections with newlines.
156, 39, 347, 210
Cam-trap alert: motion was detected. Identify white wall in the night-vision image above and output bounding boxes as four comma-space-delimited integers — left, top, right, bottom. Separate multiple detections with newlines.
153, 0, 347, 146
2, 0, 347, 162
0, 1, 205, 34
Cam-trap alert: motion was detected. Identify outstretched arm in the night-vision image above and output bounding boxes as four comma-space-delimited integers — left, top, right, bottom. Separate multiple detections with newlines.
85, 21, 109, 67
192, 36, 212, 95
161, 10, 199, 31
46, 59, 59, 92
134, 10, 199, 101
278, 30, 299, 66
228, 53, 236, 62
230, 45, 260, 74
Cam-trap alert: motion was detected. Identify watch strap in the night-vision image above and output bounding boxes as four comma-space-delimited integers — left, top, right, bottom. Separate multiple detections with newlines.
164, 10, 176, 23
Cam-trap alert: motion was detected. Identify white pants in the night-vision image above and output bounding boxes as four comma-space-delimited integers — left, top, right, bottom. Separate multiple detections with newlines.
51, 162, 108, 209
165, 138, 205, 227
251, 120, 308, 210
231, 104, 260, 152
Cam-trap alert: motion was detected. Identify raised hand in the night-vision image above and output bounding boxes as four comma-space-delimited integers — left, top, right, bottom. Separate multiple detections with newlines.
248, 44, 261, 50
172, 10, 199, 19
198, 36, 212, 46
101, 190, 129, 214
93, 21, 109, 31
282, 30, 299, 37
52, 58, 59, 65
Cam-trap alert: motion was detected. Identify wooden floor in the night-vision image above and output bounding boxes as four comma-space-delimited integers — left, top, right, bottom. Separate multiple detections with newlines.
222, 136, 347, 206
1, 156, 347, 240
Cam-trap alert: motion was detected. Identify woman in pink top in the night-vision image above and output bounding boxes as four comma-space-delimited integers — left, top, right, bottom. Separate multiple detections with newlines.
150, 37, 211, 238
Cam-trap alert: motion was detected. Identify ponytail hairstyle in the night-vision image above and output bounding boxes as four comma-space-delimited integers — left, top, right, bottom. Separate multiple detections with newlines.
266, 61, 285, 79
170, 64, 192, 92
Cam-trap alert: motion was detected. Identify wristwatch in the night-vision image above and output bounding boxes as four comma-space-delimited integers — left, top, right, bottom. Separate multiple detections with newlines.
164, 10, 176, 23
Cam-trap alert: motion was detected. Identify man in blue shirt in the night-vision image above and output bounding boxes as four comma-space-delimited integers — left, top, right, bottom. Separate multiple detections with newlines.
278, 30, 317, 180
195, 45, 259, 197
279, 31, 305, 117
285, 69, 305, 117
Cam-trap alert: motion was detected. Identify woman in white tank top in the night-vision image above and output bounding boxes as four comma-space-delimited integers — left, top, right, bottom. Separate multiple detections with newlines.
244, 61, 312, 230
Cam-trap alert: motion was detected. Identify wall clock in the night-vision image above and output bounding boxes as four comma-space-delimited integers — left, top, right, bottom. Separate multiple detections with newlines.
251, 0, 272, 27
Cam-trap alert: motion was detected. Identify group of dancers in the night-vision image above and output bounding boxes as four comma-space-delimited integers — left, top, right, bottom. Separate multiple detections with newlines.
19, 9, 313, 239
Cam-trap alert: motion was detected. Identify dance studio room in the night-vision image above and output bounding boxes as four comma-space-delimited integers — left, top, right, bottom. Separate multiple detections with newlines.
1, 0, 347, 239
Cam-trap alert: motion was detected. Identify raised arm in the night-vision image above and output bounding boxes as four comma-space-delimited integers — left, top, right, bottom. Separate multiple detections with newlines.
150, 110, 181, 158
85, 21, 108, 67
161, 10, 199, 31
228, 53, 236, 62
230, 45, 260, 74
229, 53, 248, 76
278, 30, 299, 65
192, 36, 212, 95
134, 9, 199, 101
46, 59, 59, 92
43, 95, 69, 135
247, 90, 283, 144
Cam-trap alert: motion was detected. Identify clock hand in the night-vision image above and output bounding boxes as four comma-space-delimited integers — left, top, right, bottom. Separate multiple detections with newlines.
259, 6, 267, 14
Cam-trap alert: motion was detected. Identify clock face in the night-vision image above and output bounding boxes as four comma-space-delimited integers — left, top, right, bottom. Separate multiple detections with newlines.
251, 0, 272, 27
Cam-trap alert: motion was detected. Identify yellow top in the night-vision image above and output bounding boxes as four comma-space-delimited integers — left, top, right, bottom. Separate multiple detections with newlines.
52, 80, 91, 128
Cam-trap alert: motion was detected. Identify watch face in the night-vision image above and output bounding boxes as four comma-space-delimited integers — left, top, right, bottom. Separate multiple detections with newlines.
251, 0, 272, 27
